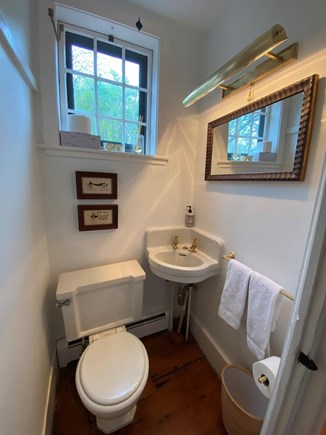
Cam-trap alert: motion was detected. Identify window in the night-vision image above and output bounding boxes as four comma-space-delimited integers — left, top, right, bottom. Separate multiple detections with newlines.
227, 107, 268, 159
58, 22, 158, 155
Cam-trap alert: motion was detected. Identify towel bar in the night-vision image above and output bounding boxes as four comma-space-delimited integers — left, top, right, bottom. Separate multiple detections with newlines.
222, 252, 294, 301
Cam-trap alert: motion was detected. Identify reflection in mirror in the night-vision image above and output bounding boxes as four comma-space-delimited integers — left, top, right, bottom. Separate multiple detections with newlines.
224, 93, 303, 169
205, 75, 318, 181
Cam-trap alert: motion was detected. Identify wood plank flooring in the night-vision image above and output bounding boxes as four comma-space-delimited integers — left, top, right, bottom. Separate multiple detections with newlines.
53, 330, 227, 435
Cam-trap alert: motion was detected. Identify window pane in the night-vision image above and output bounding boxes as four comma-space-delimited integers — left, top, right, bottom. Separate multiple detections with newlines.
126, 49, 148, 88
252, 115, 261, 136
237, 137, 250, 154
125, 123, 146, 153
125, 88, 139, 121
97, 52, 122, 82
125, 60, 139, 86
98, 118, 122, 143
72, 74, 95, 113
125, 89, 147, 122
250, 138, 258, 153
90, 115, 97, 135
66, 32, 93, 70
228, 120, 237, 136
97, 81, 122, 118
71, 45, 94, 74
228, 137, 236, 154
238, 114, 252, 136
125, 122, 138, 149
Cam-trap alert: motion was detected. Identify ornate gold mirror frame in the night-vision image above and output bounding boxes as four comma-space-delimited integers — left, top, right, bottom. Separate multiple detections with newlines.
205, 75, 319, 181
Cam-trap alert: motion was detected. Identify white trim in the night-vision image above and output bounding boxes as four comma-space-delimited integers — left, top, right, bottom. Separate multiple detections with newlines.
42, 356, 58, 435
0, 12, 37, 92
190, 314, 231, 376
55, 3, 160, 51
37, 144, 168, 166
261, 153, 326, 434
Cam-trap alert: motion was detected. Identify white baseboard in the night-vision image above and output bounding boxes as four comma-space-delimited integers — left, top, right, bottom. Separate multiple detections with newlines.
190, 314, 231, 376
42, 353, 58, 435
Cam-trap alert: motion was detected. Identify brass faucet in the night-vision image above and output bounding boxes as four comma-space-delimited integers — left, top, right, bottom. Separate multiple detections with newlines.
172, 234, 179, 250
189, 237, 198, 253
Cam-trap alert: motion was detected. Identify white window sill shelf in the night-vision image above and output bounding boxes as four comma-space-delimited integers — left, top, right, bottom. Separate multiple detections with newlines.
38, 145, 169, 166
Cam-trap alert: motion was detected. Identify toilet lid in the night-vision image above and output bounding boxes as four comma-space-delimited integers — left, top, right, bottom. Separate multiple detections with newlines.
79, 332, 147, 406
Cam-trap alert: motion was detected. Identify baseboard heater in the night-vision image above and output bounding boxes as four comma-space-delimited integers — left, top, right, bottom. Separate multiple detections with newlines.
126, 311, 170, 338
56, 311, 170, 368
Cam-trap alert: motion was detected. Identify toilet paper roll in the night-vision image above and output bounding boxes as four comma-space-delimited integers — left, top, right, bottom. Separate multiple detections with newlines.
252, 356, 280, 399
68, 115, 92, 134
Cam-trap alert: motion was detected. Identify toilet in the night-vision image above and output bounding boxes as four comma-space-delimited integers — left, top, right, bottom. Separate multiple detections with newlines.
56, 260, 149, 434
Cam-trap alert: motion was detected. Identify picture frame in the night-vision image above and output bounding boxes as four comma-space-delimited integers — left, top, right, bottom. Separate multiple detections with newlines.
78, 205, 118, 231
75, 171, 117, 199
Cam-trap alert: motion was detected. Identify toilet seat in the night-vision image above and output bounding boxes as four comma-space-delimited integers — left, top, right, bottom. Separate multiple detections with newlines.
79, 331, 148, 407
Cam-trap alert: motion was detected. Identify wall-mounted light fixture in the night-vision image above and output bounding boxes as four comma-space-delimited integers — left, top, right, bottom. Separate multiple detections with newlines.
183, 24, 298, 107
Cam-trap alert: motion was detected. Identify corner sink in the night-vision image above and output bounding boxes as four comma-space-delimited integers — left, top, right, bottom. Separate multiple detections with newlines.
155, 249, 203, 267
146, 227, 224, 283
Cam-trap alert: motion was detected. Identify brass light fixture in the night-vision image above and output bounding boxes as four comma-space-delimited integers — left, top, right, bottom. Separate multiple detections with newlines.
183, 24, 298, 107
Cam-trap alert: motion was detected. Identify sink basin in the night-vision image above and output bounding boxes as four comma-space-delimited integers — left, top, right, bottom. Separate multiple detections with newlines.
146, 227, 224, 283
155, 250, 203, 267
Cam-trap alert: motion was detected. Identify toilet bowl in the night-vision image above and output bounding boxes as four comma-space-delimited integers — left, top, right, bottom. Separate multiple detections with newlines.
75, 328, 149, 434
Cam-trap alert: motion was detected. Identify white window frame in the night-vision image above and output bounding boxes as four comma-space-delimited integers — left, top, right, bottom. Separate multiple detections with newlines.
55, 4, 159, 156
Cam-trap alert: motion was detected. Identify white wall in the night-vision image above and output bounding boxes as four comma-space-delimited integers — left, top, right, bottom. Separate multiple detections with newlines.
191, 0, 326, 370
0, 1, 53, 434
37, 0, 203, 339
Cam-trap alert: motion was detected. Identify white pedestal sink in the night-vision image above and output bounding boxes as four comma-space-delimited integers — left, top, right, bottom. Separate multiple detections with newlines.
146, 227, 224, 340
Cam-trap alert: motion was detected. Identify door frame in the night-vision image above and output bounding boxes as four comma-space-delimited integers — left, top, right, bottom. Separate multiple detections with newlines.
262, 154, 326, 434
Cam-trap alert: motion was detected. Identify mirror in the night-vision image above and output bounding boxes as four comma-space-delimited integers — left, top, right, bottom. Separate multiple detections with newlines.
205, 75, 318, 181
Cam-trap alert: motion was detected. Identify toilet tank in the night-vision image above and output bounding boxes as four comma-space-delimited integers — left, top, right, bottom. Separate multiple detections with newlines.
56, 260, 146, 342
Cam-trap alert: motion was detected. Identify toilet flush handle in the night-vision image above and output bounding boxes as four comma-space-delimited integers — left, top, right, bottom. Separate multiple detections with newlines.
56, 298, 71, 308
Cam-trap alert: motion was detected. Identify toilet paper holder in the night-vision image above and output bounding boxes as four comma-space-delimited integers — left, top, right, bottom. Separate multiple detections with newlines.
258, 374, 270, 386
253, 356, 280, 399
256, 351, 318, 390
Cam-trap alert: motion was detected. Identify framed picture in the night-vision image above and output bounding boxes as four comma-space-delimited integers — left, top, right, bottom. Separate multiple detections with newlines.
76, 171, 117, 199
78, 205, 118, 231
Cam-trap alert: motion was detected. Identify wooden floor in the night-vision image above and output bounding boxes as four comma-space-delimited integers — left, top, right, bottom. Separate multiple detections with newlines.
53, 330, 227, 435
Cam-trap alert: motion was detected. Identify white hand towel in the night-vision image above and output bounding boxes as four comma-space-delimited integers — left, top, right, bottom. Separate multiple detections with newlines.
247, 272, 285, 359
218, 259, 252, 329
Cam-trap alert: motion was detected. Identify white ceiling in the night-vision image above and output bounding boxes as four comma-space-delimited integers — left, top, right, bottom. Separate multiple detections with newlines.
126, 0, 226, 33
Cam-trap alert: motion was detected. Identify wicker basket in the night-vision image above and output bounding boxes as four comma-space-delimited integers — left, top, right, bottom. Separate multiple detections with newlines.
221, 365, 269, 435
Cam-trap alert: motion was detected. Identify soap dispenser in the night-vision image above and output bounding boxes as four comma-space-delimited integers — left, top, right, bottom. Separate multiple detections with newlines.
185, 206, 195, 228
